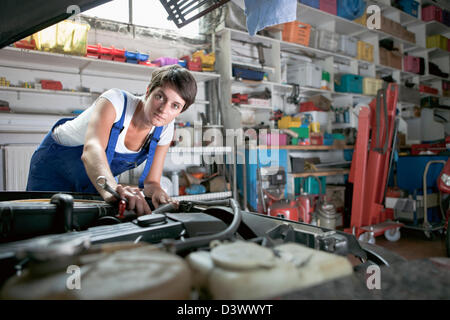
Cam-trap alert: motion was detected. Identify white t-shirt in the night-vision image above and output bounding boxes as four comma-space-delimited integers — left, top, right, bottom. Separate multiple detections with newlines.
52, 88, 174, 153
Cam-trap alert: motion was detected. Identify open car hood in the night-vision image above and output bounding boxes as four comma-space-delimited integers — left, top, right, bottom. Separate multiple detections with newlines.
0, 0, 111, 49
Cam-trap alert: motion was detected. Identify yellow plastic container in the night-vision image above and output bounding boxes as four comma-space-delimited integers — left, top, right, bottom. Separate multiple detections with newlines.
354, 11, 367, 26
33, 20, 90, 56
278, 116, 301, 129
426, 35, 448, 51
363, 77, 384, 96
192, 50, 215, 71
357, 41, 374, 62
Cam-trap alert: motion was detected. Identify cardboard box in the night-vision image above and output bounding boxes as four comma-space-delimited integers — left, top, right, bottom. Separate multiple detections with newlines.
379, 47, 389, 66
307, 95, 331, 111
389, 50, 402, 70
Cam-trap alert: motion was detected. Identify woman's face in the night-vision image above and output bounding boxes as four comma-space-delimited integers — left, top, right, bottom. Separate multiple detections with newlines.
144, 84, 185, 127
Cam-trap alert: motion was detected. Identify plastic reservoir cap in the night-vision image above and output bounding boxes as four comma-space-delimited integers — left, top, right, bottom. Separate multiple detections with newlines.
210, 241, 276, 270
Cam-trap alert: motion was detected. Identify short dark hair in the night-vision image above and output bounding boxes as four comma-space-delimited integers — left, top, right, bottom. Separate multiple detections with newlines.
147, 65, 197, 112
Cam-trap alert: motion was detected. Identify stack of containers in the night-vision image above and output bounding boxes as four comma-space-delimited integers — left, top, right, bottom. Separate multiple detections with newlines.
426, 35, 448, 51
338, 35, 357, 57
422, 5, 443, 22
336, 0, 366, 21
125, 51, 149, 64
357, 41, 374, 62
443, 81, 450, 97
397, 0, 419, 18
316, 29, 339, 52
299, 0, 319, 8
282, 21, 312, 47
334, 74, 363, 94
287, 62, 323, 88
403, 55, 422, 74
319, 0, 337, 15
363, 78, 384, 96
444, 9, 450, 26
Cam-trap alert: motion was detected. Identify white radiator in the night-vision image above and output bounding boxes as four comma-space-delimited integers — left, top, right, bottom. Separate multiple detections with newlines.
1, 144, 38, 191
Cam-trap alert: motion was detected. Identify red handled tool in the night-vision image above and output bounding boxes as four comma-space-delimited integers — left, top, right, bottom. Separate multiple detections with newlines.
96, 176, 128, 219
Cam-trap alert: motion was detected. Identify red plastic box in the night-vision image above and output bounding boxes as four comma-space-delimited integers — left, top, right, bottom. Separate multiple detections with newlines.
319, 0, 337, 15
422, 5, 442, 22
299, 101, 321, 112
403, 55, 421, 74
419, 84, 438, 95
40, 80, 62, 91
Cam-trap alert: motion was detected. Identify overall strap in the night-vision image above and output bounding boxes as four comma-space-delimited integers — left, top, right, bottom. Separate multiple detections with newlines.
139, 126, 163, 189
105, 90, 128, 164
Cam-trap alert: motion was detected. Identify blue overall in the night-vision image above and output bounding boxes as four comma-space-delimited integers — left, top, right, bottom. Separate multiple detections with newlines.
26, 91, 162, 194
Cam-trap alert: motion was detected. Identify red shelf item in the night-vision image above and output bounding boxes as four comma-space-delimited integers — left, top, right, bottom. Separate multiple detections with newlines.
40, 80, 63, 90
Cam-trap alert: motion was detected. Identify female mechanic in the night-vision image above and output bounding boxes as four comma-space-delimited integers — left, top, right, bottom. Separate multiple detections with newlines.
26, 65, 197, 216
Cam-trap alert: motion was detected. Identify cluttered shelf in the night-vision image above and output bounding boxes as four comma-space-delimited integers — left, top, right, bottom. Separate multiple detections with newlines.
254, 145, 354, 150
290, 168, 350, 178
0, 47, 220, 83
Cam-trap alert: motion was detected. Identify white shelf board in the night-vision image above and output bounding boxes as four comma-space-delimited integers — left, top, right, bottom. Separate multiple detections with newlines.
0, 47, 220, 83
423, 21, 450, 36
421, 73, 449, 82
168, 146, 233, 154
235, 103, 272, 111
0, 86, 98, 97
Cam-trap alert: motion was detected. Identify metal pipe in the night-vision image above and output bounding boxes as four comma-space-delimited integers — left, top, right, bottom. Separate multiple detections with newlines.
423, 160, 446, 228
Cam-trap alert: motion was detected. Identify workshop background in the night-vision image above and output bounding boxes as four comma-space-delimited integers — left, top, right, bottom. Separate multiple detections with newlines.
0, 0, 449, 259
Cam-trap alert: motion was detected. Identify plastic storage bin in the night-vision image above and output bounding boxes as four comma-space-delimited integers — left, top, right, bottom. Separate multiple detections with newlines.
398, 0, 419, 18
444, 9, 450, 27
422, 5, 442, 22
397, 156, 447, 194
33, 20, 90, 55
426, 35, 448, 51
320, 0, 337, 15
334, 74, 363, 94
316, 29, 339, 52
259, 133, 287, 146
338, 35, 357, 57
282, 21, 312, 46
403, 55, 421, 74
337, 0, 366, 20
232, 65, 265, 81
287, 62, 323, 88
357, 41, 374, 62
363, 78, 383, 96
299, 0, 319, 8
152, 56, 178, 66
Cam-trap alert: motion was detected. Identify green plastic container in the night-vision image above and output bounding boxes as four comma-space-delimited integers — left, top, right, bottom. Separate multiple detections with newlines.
322, 71, 330, 82
289, 127, 309, 138
295, 176, 326, 195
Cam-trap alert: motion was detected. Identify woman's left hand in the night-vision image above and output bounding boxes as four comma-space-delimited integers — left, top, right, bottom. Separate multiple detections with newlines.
149, 187, 172, 208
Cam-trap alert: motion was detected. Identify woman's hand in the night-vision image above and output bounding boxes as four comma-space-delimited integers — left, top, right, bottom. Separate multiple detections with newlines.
144, 183, 172, 209
105, 184, 151, 216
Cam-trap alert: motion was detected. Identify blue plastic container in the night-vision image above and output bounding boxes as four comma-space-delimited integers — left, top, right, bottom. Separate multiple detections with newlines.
334, 74, 363, 93
299, 0, 320, 9
337, 0, 366, 20
137, 53, 149, 62
232, 65, 265, 81
397, 155, 448, 195
344, 149, 354, 161
398, 0, 419, 18
125, 51, 138, 60
178, 60, 187, 68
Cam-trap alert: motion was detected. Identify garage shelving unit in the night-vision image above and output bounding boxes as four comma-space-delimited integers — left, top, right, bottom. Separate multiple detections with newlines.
215, 1, 450, 130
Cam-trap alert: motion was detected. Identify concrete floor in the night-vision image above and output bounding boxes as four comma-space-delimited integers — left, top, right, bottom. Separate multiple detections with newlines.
374, 228, 448, 260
